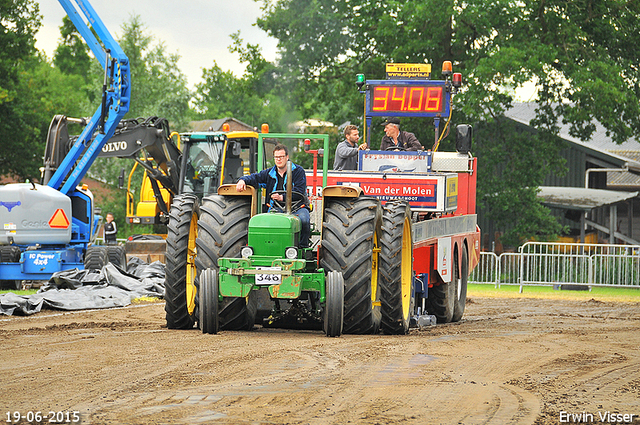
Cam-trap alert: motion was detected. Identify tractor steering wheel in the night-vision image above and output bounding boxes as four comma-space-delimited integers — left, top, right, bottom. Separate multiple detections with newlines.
270, 190, 309, 213
385, 146, 406, 151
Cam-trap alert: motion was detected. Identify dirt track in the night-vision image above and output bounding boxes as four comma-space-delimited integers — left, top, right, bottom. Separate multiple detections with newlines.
1, 295, 639, 425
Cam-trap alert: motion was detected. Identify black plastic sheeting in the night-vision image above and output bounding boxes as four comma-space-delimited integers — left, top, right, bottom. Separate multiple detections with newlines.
0, 258, 165, 316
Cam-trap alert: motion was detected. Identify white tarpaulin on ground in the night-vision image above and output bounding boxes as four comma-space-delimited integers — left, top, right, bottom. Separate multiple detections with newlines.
0, 259, 164, 316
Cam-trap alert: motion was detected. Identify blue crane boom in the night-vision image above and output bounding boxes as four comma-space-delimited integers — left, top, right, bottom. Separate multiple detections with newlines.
0, 0, 131, 283
47, 0, 130, 195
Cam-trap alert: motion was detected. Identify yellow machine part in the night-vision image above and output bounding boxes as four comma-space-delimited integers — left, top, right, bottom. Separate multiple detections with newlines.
136, 172, 172, 217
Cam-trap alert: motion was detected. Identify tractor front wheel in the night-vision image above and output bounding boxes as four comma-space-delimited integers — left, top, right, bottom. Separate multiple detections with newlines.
324, 271, 344, 337
199, 268, 220, 334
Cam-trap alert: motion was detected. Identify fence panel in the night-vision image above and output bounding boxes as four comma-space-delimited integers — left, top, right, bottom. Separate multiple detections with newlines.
497, 253, 521, 286
518, 242, 640, 288
469, 252, 499, 286
469, 243, 640, 288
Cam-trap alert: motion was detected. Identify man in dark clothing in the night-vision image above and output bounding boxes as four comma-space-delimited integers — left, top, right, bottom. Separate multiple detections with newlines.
104, 212, 117, 245
380, 117, 423, 151
236, 144, 311, 247
333, 124, 368, 170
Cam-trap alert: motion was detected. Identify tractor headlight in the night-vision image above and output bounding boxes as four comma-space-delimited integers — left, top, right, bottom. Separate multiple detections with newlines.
285, 247, 298, 260
241, 246, 254, 258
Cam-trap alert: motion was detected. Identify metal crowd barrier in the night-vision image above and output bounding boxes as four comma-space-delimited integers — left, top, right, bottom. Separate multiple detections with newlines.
470, 242, 640, 290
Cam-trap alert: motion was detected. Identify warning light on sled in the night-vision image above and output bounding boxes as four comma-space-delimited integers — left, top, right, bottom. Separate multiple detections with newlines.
453, 73, 462, 88
356, 74, 365, 91
442, 61, 452, 76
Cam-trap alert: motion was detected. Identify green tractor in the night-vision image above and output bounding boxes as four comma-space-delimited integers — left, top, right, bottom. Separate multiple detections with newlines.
199, 160, 346, 337
164, 133, 392, 337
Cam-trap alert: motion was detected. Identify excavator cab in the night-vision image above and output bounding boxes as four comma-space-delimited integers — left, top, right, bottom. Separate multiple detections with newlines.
179, 131, 264, 197
180, 133, 226, 196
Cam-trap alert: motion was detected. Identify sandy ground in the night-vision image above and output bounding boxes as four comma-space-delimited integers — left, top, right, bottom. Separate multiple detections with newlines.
1, 295, 639, 425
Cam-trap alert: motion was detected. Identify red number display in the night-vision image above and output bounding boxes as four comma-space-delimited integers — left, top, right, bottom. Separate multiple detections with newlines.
371, 85, 444, 113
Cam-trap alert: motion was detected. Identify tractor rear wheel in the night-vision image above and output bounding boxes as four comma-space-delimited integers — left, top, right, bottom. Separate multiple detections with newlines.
321, 197, 382, 334
199, 268, 219, 334
379, 200, 414, 334
324, 271, 344, 337
84, 246, 108, 271
452, 244, 469, 322
0, 246, 22, 290
195, 195, 256, 330
164, 194, 199, 329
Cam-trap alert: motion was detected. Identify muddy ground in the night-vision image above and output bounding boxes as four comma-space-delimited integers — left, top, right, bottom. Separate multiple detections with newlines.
1, 295, 639, 425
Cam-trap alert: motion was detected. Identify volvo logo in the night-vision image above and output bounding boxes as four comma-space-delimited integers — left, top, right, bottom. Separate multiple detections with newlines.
102, 140, 128, 153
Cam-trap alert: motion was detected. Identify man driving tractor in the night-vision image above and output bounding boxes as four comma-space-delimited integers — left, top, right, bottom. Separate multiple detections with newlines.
235, 143, 311, 248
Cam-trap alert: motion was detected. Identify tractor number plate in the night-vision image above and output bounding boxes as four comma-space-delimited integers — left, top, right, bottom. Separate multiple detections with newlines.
255, 267, 282, 285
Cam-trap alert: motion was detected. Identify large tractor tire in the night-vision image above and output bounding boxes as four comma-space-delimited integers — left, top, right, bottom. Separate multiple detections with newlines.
379, 200, 414, 335
0, 246, 22, 290
195, 195, 256, 331
426, 245, 459, 324
321, 197, 382, 334
164, 194, 200, 329
452, 244, 469, 322
84, 246, 108, 271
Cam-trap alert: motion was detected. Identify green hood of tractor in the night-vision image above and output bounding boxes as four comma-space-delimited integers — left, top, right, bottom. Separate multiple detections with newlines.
248, 213, 301, 256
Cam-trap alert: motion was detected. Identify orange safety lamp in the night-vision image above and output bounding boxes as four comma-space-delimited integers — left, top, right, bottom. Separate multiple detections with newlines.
261, 123, 269, 134
222, 122, 230, 132
442, 61, 453, 76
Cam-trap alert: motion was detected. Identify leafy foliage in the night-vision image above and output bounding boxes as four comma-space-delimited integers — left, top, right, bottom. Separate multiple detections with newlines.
53, 16, 91, 77
0, 0, 42, 178
194, 32, 293, 132
256, 0, 640, 243
118, 16, 192, 130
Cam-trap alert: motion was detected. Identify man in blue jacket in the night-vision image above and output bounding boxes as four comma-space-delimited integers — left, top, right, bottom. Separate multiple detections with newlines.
236, 144, 311, 247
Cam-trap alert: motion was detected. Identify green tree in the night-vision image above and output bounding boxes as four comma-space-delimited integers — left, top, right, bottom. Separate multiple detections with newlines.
195, 32, 294, 132
257, 0, 640, 243
117, 15, 192, 130
53, 15, 91, 77
0, 0, 42, 178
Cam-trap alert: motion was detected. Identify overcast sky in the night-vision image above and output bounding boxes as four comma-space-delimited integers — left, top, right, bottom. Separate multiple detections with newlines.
36, 0, 279, 88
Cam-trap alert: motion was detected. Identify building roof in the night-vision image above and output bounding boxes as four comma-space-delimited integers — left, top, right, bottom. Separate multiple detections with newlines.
188, 117, 253, 132
505, 103, 640, 179
538, 186, 638, 211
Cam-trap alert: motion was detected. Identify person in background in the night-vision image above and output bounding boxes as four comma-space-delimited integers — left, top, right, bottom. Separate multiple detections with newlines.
236, 144, 311, 248
380, 117, 423, 151
333, 125, 368, 170
104, 212, 117, 245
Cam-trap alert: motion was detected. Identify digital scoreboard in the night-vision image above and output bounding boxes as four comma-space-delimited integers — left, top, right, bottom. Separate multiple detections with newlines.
365, 80, 450, 118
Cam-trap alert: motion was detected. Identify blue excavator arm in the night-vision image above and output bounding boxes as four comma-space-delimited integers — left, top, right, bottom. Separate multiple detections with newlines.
47, 0, 131, 195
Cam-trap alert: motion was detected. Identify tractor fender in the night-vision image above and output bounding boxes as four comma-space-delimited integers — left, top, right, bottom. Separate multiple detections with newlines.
217, 184, 258, 217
